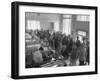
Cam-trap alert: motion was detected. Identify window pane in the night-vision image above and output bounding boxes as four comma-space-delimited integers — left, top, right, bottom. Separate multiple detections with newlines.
62, 19, 71, 35
54, 22, 59, 31
27, 20, 40, 30
77, 15, 89, 21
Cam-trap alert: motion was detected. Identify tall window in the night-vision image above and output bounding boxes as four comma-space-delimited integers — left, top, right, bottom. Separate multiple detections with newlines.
27, 20, 40, 30
62, 15, 72, 36
54, 22, 59, 31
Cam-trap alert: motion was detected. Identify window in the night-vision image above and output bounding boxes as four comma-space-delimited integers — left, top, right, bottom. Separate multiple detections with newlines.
54, 22, 59, 31
27, 20, 40, 30
62, 15, 72, 35
78, 30, 86, 36
77, 15, 89, 21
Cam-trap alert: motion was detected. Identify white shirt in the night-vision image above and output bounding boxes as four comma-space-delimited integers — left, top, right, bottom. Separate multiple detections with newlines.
32, 51, 43, 63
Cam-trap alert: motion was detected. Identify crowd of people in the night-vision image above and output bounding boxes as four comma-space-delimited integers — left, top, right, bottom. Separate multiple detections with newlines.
25, 29, 89, 68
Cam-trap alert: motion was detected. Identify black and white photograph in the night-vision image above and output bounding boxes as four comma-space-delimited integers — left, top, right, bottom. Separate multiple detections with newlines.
25, 13, 90, 68
11, 1, 97, 79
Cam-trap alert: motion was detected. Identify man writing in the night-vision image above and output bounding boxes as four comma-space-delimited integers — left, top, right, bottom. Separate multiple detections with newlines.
32, 47, 44, 67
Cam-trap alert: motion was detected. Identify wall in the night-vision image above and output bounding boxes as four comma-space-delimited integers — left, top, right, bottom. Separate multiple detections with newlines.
25, 12, 60, 31
0, 0, 99, 81
72, 15, 89, 38
25, 12, 90, 37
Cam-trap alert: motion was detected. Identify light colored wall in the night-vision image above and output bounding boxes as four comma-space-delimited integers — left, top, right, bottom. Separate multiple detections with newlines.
25, 13, 89, 39
25, 12, 60, 31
